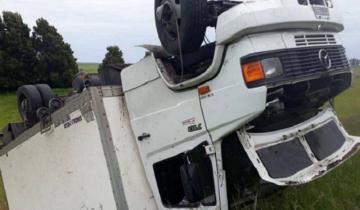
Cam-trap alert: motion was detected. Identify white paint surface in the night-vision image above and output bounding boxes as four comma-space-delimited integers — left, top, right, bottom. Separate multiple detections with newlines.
103, 97, 158, 210
0, 116, 117, 210
216, 0, 343, 44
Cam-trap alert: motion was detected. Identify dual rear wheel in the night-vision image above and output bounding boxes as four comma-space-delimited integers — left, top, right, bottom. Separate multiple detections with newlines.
17, 84, 62, 128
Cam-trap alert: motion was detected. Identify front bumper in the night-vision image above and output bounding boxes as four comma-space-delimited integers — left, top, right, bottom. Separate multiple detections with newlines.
216, 0, 343, 45
238, 108, 360, 186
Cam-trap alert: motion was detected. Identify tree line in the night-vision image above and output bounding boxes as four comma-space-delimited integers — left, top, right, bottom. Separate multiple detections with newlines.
350, 58, 360, 67
0, 11, 78, 90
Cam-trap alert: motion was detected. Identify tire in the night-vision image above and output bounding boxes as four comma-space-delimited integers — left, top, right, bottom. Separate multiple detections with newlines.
35, 84, 55, 107
155, 0, 208, 55
16, 85, 43, 126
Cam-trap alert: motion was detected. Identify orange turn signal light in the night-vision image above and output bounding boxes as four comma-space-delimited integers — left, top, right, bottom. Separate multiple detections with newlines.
198, 86, 211, 95
242, 61, 265, 83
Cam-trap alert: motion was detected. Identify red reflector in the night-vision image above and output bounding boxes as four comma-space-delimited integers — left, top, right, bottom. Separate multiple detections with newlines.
198, 86, 211, 95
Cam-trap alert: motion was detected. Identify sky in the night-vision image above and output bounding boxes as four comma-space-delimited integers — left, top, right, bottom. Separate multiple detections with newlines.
0, 0, 359, 63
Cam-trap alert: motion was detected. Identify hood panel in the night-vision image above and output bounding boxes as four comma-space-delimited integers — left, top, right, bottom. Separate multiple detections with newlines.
237, 108, 360, 185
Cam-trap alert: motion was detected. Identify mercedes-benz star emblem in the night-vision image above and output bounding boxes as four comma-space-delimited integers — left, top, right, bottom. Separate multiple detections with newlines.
319, 49, 332, 70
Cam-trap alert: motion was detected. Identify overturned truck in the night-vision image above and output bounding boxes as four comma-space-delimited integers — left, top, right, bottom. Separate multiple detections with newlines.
0, 0, 359, 209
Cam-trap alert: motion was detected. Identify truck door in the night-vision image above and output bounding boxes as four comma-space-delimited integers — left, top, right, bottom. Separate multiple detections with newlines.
121, 56, 221, 209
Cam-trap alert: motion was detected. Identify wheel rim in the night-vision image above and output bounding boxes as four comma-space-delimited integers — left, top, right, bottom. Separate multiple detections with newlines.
20, 98, 30, 121
36, 107, 49, 120
49, 98, 63, 111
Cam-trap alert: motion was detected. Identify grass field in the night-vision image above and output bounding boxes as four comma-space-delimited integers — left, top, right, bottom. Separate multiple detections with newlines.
78, 63, 100, 74
0, 67, 359, 210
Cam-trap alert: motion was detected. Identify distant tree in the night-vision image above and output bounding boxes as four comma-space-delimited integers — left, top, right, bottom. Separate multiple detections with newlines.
0, 11, 36, 90
32, 18, 78, 87
0, 13, 78, 90
349, 58, 360, 67
98, 46, 125, 72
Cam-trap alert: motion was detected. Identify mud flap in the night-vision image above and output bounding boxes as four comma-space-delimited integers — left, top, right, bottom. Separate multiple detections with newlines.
237, 108, 360, 186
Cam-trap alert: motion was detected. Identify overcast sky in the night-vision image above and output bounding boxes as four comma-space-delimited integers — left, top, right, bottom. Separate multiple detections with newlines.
0, 0, 359, 63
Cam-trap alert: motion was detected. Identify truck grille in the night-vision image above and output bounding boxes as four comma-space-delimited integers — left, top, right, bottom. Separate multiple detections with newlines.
295, 34, 337, 46
281, 46, 349, 77
242, 45, 351, 88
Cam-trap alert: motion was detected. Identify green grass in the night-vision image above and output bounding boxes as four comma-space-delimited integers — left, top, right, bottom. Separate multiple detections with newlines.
0, 68, 359, 210
78, 63, 100, 74
335, 67, 360, 136
0, 94, 21, 130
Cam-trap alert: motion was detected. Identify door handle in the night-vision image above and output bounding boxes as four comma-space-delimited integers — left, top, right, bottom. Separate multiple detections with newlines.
138, 133, 151, 141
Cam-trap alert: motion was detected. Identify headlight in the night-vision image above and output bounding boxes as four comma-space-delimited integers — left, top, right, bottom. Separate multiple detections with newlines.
242, 58, 283, 84
261, 58, 283, 78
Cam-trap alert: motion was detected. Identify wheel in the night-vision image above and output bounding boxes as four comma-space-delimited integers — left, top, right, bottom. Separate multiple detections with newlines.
16, 85, 43, 127
155, 0, 208, 55
35, 84, 55, 107
49, 97, 64, 112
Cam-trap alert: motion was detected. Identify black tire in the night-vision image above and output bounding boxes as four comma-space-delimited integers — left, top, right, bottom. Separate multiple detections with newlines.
155, 0, 208, 55
35, 84, 55, 107
16, 85, 43, 126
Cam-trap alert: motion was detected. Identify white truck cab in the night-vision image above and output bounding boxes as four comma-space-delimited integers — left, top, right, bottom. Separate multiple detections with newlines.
122, 0, 358, 208
0, 0, 358, 210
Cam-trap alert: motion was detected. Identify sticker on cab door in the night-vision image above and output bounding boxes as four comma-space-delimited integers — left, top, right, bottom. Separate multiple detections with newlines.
188, 124, 203, 132
182, 117, 203, 132
182, 117, 196, 126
